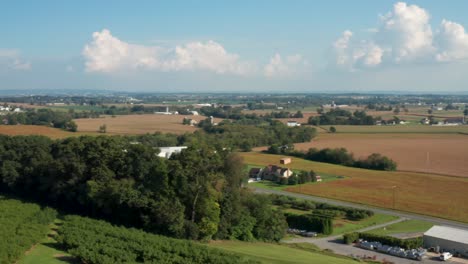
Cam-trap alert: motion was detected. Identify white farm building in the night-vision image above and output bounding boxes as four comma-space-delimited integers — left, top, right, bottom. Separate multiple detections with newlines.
157, 146, 187, 159
423, 225, 468, 257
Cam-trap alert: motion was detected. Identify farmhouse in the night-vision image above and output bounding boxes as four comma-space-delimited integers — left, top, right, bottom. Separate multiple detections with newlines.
280, 157, 291, 164
261, 165, 293, 181
157, 146, 187, 159
423, 225, 468, 257
444, 117, 465, 125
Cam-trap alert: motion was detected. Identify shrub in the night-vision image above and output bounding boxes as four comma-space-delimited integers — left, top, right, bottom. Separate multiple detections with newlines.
343, 232, 360, 244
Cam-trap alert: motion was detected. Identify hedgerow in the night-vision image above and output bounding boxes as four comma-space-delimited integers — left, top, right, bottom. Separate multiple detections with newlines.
57, 215, 259, 264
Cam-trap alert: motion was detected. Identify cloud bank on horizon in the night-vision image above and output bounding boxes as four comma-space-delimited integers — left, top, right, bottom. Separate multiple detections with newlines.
333, 2, 468, 70
83, 29, 307, 79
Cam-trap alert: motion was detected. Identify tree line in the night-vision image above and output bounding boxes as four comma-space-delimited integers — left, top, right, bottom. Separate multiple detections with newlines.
2, 108, 101, 131
309, 108, 376, 126
267, 147, 397, 171
0, 135, 287, 242
198, 119, 316, 151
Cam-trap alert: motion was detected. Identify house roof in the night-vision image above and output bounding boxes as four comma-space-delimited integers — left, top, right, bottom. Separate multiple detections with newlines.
249, 168, 261, 174
444, 117, 464, 122
424, 225, 468, 244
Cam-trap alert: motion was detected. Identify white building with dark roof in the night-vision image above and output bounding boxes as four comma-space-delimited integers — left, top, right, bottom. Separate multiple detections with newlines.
423, 225, 468, 257
157, 146, 187, 159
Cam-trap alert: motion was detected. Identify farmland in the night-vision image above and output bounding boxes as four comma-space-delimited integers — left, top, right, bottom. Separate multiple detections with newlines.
313, 124, 468, 133
294, 133, 468, 177
74, 114, 221, 135
0, 125, 92, 139
240, 152, 468, 223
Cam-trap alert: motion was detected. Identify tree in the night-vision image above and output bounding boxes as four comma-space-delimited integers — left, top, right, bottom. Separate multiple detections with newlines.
98, 124, 107, 133
66, 121, 78, 132
427, 109, 433, 115
329, 126, 336, 133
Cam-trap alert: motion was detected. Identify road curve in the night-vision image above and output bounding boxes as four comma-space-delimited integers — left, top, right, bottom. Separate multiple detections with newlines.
254, 188, 468, 230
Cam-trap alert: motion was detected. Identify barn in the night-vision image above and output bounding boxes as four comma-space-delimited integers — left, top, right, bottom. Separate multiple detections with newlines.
423, 225, 468, 257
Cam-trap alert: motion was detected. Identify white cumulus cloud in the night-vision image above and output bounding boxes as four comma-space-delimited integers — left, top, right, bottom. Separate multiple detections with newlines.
333, 2, 468, 70
264, 53, 308, 78
0, 49, 31, 71
83, 29, 255, 75
333, 31, 383, 69
379, 2, 434, 62
435, 20, 468, 62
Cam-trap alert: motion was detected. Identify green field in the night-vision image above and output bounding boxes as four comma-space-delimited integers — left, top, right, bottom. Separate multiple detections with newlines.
365, 220, 433, 236
208, 241, 361, 264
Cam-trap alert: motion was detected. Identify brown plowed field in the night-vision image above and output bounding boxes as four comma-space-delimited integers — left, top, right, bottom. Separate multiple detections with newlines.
294, 133, 468, 177
0, 125, 90, 139
74, 114, 221, 135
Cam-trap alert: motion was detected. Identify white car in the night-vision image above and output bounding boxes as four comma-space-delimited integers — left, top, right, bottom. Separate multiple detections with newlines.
439, 252, 452, 261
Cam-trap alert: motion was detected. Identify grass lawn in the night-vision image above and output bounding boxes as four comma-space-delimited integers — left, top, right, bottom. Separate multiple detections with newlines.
331, 214, 398, 235
208, 241, 361, 264
365, 220, 433, 236
18, 221, 78, 264
248, 172, 344, 191
240, 152, 468, 223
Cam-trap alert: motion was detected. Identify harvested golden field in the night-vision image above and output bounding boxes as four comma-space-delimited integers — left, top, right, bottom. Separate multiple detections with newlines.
242, 110, 318, 124
74, 114, 221, 135
0, 125, 91, 139
294, 133, 468, 177
317, 125, 468, 133
240, 152, 468, 223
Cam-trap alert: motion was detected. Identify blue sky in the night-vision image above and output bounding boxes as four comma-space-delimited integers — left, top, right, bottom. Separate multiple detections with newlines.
1, 1, 468, 92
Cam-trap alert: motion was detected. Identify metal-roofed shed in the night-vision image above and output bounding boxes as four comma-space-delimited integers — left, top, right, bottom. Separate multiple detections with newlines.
423, 225, 468, 257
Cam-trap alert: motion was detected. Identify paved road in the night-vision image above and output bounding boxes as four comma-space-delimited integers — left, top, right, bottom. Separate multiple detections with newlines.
255, 188, 468, 230
284, 217, 444, 264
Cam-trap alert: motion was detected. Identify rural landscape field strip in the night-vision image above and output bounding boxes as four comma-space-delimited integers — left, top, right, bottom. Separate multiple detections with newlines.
241, 152, 468, 223
0, 125, 91, 139
294, 133, 468, 177
74, 114, 222, 135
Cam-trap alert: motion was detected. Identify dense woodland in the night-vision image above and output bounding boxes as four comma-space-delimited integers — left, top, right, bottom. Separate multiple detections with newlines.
308, 108, 376, 126
0, 135, 287, 242
198, 119, 316, 151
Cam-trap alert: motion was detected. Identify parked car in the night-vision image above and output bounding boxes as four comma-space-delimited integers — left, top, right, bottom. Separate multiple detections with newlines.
439, 252, 452, 261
